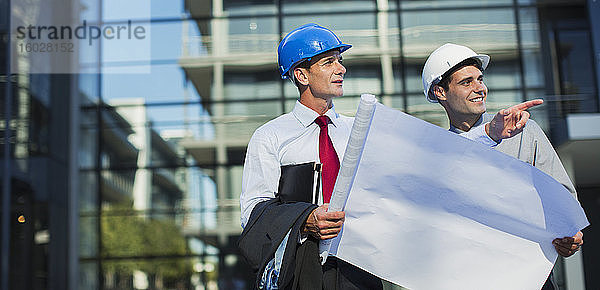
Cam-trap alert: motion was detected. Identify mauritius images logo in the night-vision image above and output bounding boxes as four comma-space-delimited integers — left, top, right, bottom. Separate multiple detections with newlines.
16, 20, 146, 46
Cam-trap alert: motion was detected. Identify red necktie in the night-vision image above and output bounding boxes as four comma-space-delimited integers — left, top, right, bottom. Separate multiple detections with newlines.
314, 116, 340, 203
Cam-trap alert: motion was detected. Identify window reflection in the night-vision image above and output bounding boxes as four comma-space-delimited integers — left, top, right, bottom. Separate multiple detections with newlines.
69, 0, 598, 289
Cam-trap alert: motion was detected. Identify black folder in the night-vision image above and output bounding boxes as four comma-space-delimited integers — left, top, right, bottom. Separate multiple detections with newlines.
277, 162, 321, 204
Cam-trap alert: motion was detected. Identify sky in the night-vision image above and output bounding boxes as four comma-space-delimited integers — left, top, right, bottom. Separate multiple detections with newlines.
96, 0, 218, 229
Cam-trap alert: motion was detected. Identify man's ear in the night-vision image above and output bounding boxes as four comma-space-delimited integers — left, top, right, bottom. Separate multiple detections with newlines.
433, 85, 447, 101
294, 67, 310, 86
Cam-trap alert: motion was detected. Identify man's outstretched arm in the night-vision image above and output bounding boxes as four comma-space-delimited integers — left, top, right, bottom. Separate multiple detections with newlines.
485, 99, 544, 142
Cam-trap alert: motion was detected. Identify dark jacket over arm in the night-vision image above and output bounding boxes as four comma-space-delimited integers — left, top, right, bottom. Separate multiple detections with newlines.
239, 162, 322, 289
238, 198, 320, 289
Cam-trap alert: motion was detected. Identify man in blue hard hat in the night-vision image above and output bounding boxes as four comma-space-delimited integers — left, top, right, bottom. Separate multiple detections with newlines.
238, 23, 383, 289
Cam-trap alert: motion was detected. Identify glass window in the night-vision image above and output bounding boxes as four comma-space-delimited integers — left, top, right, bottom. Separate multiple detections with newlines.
388, 0, 398, 10
406, 93, 447, 127
181, 19, 210, 58
555, 29, 598, 113
343, 62, 382, 96
389, 93, 405, 111
283, 13, 377, 51
402, 8, 517, 93
226, 165, 244, 200
485, 89, 523, 108
402, 8, 517, 56
80, 108, 98, 169
287, 95, 367, 115
404, 63, 425, 94
79, 262, 99, 290
100, 103, 207, 167
519, 8, 544, 89
79, 216, 98, 258
387, 11, 401, 51
221, 100, 282, 117
79, 74, 100, 105
392, 59, 405, 94
401, 0, 512, 10
98, 19, 152, 67
284, 80, 299, 99
148, 20, 186, 61
79, 171, 98, 213
224, 0, 277, 16
285, 99, 298, 112
102, 0, 152, 22
92, 19, 202, 71
150, 103, 213, 140
282, 0, 376, 14
521, 49, 544, 89
151, 0, 186, 19
79, 0, 101, 23
224, 68, 281, 100
151, 167, 187, 210
556, 30, 596, 96
79, 43, 101, 75
484, 59, 522, 91
147, 166, 217, 233
203, 100, 281, 142
331, 95, 363, 116
102, 259, 198, 289
101, 212, 189, 257
99, 107, 139, 169
228, 17, 278, 55
519, 8, 541, 48
526, 90, 549, 132
101, 64, 201, 103
100, 169, 136, 202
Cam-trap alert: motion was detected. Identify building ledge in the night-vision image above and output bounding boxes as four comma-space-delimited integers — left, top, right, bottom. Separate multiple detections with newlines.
566, 113, 600, 140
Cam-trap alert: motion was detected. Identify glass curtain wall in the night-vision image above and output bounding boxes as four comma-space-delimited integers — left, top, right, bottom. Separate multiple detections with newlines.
75, 0, 591, 289
78, 1, 227, 289
2, 0, 77, 289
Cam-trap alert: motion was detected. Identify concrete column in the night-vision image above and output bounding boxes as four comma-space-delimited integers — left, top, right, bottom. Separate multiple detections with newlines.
556, 150, 585, 290
564, 250, 586, 290
377, 0, 394, 107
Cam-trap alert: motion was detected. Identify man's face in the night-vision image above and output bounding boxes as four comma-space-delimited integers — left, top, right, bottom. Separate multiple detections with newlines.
439, 65, 487, 118
304, 50, 346, 99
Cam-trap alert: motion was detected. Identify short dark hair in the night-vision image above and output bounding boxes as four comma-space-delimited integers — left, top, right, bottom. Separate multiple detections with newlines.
436, 58, 483, 91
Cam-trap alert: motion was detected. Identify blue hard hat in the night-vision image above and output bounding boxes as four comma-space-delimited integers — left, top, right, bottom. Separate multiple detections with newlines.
278, 23, 352, 79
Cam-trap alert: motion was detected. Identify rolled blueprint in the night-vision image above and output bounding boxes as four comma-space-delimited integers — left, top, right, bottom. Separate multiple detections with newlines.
319, 93, 377, 263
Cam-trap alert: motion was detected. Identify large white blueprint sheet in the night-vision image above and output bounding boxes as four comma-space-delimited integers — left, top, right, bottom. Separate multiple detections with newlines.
332, 99, 589, 290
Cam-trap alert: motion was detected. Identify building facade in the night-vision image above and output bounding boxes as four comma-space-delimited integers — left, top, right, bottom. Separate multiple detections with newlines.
1, 0, 599, 289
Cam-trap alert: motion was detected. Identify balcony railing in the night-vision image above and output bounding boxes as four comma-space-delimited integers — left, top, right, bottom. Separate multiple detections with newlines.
181, 24, 541, 59
544, 94, 599, 117
101, 170, 135, 200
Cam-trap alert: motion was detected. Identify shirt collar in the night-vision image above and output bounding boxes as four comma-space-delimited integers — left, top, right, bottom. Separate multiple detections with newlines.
449, 113, 490, 133
292, 100, 340, 128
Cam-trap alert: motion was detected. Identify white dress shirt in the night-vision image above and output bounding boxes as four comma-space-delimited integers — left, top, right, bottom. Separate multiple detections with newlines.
240, 101, 354, 228
239, 100, 497, 228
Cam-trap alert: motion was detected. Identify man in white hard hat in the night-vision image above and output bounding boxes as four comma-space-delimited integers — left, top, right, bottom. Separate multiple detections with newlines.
422, 43, 584, 290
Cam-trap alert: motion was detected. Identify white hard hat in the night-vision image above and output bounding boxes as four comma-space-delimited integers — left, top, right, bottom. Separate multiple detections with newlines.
422, 43, 490, 103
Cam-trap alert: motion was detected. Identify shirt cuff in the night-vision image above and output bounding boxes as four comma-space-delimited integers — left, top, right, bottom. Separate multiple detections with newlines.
459, 123, 500, 147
